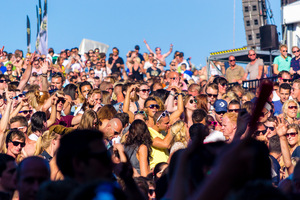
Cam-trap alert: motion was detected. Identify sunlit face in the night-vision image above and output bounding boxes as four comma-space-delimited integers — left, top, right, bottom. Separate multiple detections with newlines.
286, 128, 298, 147
138, 85, 150, 100
279, 88, 290, 103
81, 85, 92, 99
265, 121, 276, 139
286, 102, 298, 119
146, 100, 158, 118
221, 116, 236, 143
185, 96, 197, 111
280, 47, 288, 57
291, 83, 300, 101
157, 116, 170, 131
51, 77, 63, 90
7, 136, 25, 157
206, 87, 218, 105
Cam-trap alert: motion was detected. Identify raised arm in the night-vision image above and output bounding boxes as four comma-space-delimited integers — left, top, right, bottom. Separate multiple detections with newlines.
162, 44, 173, 58
123, 85, 135, 123
17, 52, 35, 91
47, 96, 58, 127
169, 87, 184, 124
0, 92, 13, 152
152, 128, 174, 149
41, 60, 49, 91
143, 39, 154, 54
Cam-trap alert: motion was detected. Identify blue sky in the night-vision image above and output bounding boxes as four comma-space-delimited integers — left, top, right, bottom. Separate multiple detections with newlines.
0, 0, 281, 68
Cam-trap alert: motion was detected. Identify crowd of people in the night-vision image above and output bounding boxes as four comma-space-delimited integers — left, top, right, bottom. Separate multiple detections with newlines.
0, 42, 299, 200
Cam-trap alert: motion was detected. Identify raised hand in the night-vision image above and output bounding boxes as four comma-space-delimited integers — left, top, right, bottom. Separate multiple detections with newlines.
41, 60, 49, 74
276, 117, 287, 137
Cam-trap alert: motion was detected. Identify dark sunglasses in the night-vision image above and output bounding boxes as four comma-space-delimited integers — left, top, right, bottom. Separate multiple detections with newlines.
19, 110, 33, 115
292, 50, 300, 53
9, 140, 25, 148
288, 105, 297, 109
255, 129, 267, 136
207, 93, 218, 98
216, 111, 226, 115
286, 132, 298, 137
265, 126, 275, 131
220, 82, 228, 87
57, 97, 66, 104
189, 99, 197, 104
141, 89, 150, 93
13, 94, 25, 100
280, 78, 291, 83
228, 109, 240, 113
229, 59, 236, 62
209, 121, 218, 126
170, 77, 176, 80
156, 111, 170, 123
282, 50, 287, 52
148, 104, 160, 109
0, 80, 6, 83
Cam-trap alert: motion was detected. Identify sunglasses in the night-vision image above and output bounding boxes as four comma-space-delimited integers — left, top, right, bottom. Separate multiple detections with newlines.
220, 83, 227, 87
156, 111, 170, 123
286, 132, 298, 137
13, 94, 25, 100
280, 78, 291, 83
57, 97, 66, 104
228, 109, 240, 113
255, 129, 267, 136
19, 110, 33, 115
282, 50, 287, 52
260, 111, 269, 117
216, 111, 226, 115
229, 59, 236, 62
209, 121, 217, 126
207, 93, 218, 98
292, 50, 300, 53
148, 104, 160, 109
189, 99, 197, 104
134, 110, 147, 117
265, 126, 275, 131
170, 77, 176, 80
141, 89, 150, 93
249, 54, 256, 56
9, 140, 25, 148
288, 106, 297, 110
0, 80, 6, 83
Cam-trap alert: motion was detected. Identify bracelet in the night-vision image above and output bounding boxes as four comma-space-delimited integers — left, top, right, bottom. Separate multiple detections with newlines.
170, 93, 175, 96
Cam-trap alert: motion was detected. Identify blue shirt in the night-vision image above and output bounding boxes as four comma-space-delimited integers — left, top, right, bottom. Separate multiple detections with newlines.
273, 100, 283, 116
291, 57, 300, 72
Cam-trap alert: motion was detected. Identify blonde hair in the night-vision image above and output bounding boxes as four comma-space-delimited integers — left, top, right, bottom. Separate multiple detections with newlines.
242, 91, 255, 102
34, 130, 58, 155
287, 123, 300, 146
222, 91, 239, 104
78, 110, 99, 130
282, 99, 300, 117
170, 120, 188, 147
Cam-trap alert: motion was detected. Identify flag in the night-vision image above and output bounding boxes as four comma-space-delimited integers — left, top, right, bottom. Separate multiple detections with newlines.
37, 0, 47, 55
35, 5, 39, 51
26, 15, 31, 53
38, 0, 42, 25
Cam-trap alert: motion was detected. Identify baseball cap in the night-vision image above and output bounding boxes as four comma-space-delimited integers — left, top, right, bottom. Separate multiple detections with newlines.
214, 99, 228, 112
135, 45, 140, 50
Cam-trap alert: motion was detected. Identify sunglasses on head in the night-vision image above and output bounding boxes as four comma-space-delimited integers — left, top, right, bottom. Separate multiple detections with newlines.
156, 111, 170, 123
13, 94, 25, 100
9, 140, 25, 148
288, 105, 297, 109
19, 110, 32, 115
207, 93, 218, 98
255, 129, 267, 136
148, 104, 160, 109
134, 110, 147, 117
